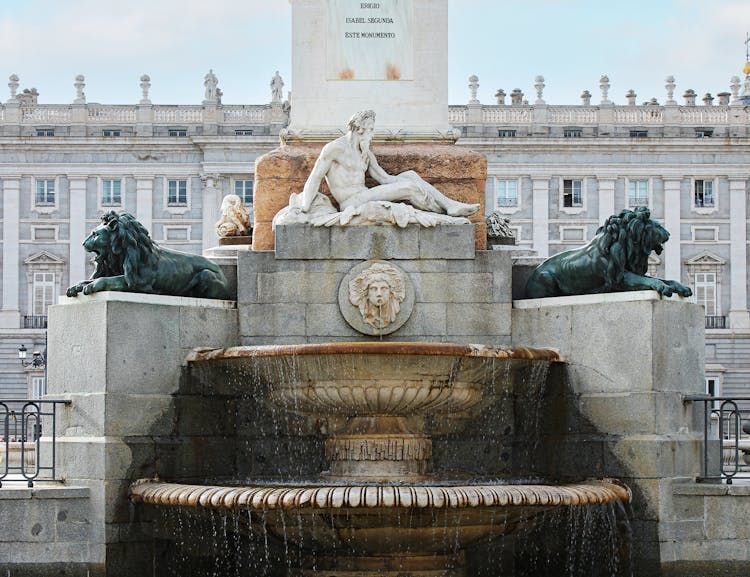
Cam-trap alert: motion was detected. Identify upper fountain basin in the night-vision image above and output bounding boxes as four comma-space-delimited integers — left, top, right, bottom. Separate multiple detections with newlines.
187, 342, 562, 417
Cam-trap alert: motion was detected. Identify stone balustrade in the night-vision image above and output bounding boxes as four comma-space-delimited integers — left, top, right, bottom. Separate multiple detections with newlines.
448, 102, 749, 136
2, 100, 745, 137
0, 101, 288, 137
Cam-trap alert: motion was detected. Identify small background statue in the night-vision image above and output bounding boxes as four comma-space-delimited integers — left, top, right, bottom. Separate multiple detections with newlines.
486, 211, 516, 247
270, 71, 284, 103
216, 194, 252, 238
204, 69, 218, 103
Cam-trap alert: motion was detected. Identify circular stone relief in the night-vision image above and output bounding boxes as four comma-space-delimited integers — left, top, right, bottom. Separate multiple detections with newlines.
338, 260, 415, 336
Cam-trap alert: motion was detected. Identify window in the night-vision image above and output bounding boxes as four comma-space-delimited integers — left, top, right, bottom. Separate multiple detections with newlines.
235, 129, 253, 136
695, 129, 713, 138
102, 179, 122, 206
705, 377, 720, 408
695, 272, 717, 316
495, 179, 518, 208
167, 179, 188, 206
35, 179, 55, 206
33, 272, 55, 317
629, 130, 648, 138
498, 129, 516, 138
31, 376, 47, 399
102, 129, 121, 137
168, 129, 187, 137
694, 180, 714, 208
628, 180, 649, 207
563, 128, 582, 138
36, 129, 54, 137
234, 180, 254, 205
562, 179, 583, 208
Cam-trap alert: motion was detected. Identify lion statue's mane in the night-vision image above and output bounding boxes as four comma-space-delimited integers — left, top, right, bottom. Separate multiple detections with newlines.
525, 207, 692, 299
67, 211, 230, 300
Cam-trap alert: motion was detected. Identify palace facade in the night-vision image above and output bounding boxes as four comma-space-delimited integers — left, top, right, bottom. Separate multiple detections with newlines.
1, 72, 749, 402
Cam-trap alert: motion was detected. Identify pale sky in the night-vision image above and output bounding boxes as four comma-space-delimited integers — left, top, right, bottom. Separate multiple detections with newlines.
1, 0, 748, 106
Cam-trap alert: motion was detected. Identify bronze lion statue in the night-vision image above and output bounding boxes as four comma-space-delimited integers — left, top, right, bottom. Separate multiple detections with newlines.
66, 211, 231, 300
525, 207, 692, 299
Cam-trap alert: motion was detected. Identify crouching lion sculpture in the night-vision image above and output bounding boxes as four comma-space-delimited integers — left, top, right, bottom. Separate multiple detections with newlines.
66, 211, 231, 300
525, 207, 692, 299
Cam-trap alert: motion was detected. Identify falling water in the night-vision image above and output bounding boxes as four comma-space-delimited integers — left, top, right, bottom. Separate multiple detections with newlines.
135, 344, 630, 576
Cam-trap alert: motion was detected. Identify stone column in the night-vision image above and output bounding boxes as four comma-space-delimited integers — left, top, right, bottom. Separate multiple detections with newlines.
728, 178, 750, 328
135, 177, 154, 234
597, 178, 616, 225
0, 177, 21, 328
531, 178, 550, 258
663, 178, 682, 281
68, 177, 88, 289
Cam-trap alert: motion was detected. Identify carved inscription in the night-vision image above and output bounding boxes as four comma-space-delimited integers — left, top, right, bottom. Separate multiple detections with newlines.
327, 0, 413, 81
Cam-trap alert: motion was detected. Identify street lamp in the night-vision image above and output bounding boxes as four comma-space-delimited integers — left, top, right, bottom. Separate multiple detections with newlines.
18, 344, 46, 369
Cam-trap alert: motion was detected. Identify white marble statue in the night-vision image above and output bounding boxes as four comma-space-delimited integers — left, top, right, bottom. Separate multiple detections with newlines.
216, 194, 252, 237
273, 110, 480, 228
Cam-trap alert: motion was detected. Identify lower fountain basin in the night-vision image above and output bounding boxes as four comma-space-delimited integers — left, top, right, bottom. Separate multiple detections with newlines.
130, 479, 630, 575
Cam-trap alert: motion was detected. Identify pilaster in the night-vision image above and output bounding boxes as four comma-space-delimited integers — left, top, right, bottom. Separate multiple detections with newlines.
68, 177, 88, 290
663, 178, 682, 281
597, 178, 616, 226
532, 177, 550, 258
201, 174, 222, 252
135, 177, 154, 234
728, 178, 750, 328
0, 177, 21, 327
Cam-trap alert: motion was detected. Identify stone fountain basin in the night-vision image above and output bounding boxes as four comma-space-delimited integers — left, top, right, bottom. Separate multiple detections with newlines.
186, 342, 563, 416
131, 480, 630, 558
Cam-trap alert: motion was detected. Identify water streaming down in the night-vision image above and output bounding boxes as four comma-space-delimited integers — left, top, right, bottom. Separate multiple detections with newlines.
130, 342, 632, 576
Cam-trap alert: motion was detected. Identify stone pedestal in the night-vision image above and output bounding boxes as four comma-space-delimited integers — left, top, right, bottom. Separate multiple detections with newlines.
512, 292, 705, 575
240, 225, 509, 346
252, 143, 487, 251
46, 293, 238, 577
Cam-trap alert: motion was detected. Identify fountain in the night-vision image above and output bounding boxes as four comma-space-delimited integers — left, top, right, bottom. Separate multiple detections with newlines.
36, 3, 710, 575
130, 342, 630, 575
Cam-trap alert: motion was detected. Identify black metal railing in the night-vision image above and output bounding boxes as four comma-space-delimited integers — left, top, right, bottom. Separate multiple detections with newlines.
23, 315, 48, 329
0, 399, 70, 487
685, 395, 750, 484
705, 315, 726, 329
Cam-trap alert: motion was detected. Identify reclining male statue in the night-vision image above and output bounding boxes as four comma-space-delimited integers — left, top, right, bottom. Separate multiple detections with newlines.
274, 110, 480, 227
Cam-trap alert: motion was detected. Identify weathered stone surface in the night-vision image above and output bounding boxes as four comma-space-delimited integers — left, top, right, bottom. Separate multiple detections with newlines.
250, 222, 274, 251
330, 226, 420, 260
446, 303, 511, 336
275, 224, 477, 261
369, 144, 486, 180
257, 271, 341, 304
418, 226, 475, 259
275, 225, 332, 259
239, 303, 306, 337
254, 143, 323, 180
306, 304, 360, 337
